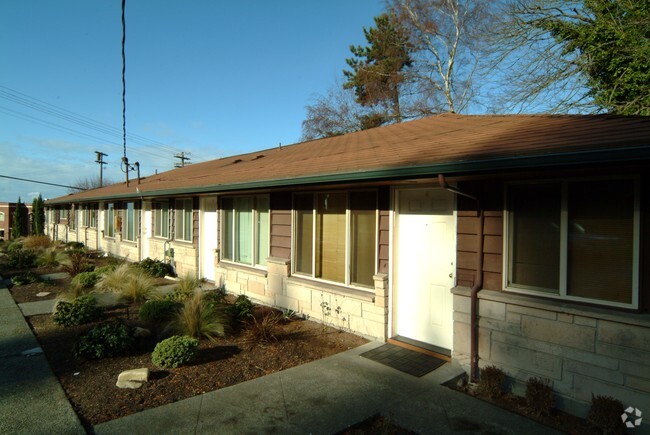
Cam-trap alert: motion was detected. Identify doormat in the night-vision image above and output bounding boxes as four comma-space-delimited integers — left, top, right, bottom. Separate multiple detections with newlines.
361, 343, 446, 377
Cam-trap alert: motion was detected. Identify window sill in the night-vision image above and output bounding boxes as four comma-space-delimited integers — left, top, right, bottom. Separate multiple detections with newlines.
288, 275, 375, 303
451, 286, 650, 328
217, 261, 267, 277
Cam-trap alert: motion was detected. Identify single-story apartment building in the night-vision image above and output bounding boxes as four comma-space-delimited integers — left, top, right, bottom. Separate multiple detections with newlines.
46, 114, 650, 419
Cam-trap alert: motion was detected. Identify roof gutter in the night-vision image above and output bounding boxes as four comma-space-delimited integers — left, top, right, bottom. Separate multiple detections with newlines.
46, 145, 650, 205
438, 174, 483, 382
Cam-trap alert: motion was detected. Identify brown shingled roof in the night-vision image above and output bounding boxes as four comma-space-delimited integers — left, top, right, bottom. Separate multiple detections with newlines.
48, 113, 650, 204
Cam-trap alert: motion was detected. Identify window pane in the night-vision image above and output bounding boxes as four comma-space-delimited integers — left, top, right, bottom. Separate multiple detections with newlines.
106, 204, 114, 237
126, 202, 135, 241
294, 194, 313, 275
350, 192, 376, 287
184, 200, 192, 241
161, 204, 169, 238
256, 196, 270, 266
316, 193, 346, 283
568, 180, 634, 303
222, 198, 233, 260
509, 184, 560, 291
235, 197, 252, 264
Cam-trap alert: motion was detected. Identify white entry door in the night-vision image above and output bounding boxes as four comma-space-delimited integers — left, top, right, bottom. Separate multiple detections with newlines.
200, 197, 218, 282
393, 187, 456, 351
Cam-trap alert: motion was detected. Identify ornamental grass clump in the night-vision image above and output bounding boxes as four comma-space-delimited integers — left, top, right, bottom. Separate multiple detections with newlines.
152, 335, 199, 368
37, 246, 63, 268
169, 291, 228, 342
97, 263, 154, 303
22, 235, 53, 250
60, 250, 92, 277
244, 311, 282, 343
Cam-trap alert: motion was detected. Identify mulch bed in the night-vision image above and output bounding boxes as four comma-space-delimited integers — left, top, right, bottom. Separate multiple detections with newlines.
27, 303, 368, 430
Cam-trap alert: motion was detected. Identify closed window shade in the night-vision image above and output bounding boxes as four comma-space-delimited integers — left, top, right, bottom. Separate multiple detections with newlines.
509, 183, 561, 292
568, 180, 634, 303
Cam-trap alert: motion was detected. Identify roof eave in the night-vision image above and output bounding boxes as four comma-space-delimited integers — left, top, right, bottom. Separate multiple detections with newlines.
45, 145, 650, 205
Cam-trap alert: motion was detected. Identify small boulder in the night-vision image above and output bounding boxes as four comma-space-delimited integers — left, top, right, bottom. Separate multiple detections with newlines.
133, 327, 151, 338
21, 347, 43, 357
35, 292, 51, 297
116, 368, 149, 389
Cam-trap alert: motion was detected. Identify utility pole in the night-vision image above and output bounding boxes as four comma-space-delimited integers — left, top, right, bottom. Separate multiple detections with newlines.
95, 151, 108, 187
174, 152, 191, 168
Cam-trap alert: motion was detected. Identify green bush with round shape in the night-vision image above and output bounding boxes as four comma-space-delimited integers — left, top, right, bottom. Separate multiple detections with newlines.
152, 335, 199, 368
139, 299, 181, 323
53, 295, 103, 327
136, 258, 175, 278
74, 321, 135, 359
71, 271, 100, 289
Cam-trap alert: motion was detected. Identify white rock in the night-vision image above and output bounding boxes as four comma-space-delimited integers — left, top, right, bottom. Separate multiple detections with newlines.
35, 292, 51, 297
133, 327, 151, 337
116, 368, 149, 389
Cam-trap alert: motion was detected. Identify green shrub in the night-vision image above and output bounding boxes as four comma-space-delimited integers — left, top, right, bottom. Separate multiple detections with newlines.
170, 291, 228, 342
587, 395, 625, 435
10, 271, 42, 286
7, 240, 23, 253
477, 365, 506, 398
229, 294, 254, 322
139, 299, 181, 323
152, 335, 199, 368
136, 257, 175, 278
71, 271, 100, 289
94, 264, 116, 276
6, 249, 37, 269
74, 321, 135, 359
525, 377, 554, 417
53, 295, 103, 327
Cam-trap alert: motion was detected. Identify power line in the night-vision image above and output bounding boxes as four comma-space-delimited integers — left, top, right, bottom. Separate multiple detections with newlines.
0, 86, 186, 156
0, 174, 86, 190
0, 106, 178, 163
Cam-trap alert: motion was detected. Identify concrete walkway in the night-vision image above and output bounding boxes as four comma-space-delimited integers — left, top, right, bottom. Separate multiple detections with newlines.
2, 279, 563, 435
0, 286, 85, 435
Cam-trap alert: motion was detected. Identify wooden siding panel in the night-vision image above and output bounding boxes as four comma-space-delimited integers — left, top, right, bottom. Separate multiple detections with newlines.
484, 235, 503, 254
378, 209, 390, 274
483, 253, 502, 273
270, 193, 292, 260
483, 271, 502, 291
457, 234, 476, 252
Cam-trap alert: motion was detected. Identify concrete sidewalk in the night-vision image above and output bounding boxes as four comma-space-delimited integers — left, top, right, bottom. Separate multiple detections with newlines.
95, 342, 561, 435
0, 286, 85, 435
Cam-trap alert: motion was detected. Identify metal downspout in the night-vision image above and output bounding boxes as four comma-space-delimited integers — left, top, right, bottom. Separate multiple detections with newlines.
438, 174, 484, 382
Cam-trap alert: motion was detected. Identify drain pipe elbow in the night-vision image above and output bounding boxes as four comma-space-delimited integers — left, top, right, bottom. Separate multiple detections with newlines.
438, 174, 484, 382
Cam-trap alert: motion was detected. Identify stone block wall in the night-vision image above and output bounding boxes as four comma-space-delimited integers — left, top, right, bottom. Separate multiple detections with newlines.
170, 242, 198, 277
452, 287, 650, 420
215, 258, 389, 340
101, 235, 139, 261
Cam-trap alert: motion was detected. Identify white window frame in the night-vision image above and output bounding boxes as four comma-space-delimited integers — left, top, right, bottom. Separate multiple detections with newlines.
503, 177, 640, 309
154, 201, 170, 239
175, 198, 193, 242
220, 195, 270, 268
291, 190, 378, 290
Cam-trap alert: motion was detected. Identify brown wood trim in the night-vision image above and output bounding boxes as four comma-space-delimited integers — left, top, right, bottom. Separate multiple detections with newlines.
387, 337, 451, 362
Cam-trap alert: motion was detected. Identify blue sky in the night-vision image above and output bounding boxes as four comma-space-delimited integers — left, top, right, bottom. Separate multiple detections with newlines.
0, 0, 384, 202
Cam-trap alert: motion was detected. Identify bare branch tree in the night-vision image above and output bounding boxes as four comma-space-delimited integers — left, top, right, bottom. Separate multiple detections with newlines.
389, 0, 495, 114
485, 0, 596, 113
301, 80, 391, 141
67, 175, 115, 194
